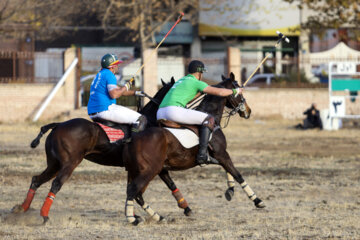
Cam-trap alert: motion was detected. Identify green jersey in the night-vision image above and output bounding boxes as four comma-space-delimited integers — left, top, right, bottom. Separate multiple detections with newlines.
159, 74, 208, 108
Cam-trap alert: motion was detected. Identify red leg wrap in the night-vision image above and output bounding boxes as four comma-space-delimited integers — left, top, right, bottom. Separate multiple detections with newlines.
172, 189, 188, 209
40, 192, 55, 217
21, 189, 36, 212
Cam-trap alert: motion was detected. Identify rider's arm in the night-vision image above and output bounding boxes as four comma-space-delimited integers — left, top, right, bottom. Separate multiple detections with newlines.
108, 86, 135, 99
202, 86, 243, 97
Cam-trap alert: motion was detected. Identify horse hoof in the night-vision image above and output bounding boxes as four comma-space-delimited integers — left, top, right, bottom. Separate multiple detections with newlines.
11, 205, 25, 213
184, 207, 192, 216
254, 198, 266, 208
42, 216, 49, 225
131, 217, 143, 226
225, 188, 234, 201
132, 215, 144, 226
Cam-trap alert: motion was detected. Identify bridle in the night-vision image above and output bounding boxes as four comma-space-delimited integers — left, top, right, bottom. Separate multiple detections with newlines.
222, 80, 249, 128
228, 81, 248, 115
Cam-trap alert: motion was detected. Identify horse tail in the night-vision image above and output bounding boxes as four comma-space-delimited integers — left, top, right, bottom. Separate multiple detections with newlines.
30, 123, 59, 148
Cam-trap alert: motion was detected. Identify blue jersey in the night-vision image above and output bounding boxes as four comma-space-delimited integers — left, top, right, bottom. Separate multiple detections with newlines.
87, 69, 117, 114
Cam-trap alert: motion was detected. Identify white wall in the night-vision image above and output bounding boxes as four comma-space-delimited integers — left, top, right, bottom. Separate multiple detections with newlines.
34, 51, 63, 82
121, 56, 185, 87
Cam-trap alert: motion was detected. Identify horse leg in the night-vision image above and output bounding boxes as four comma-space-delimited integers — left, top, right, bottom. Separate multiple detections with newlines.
158, 169, 192, 216
12, 159, 60, 213
219, 152, 265, 208
40, 163, 79, 224
125, 173, 159, 225
224, 172, 236, 201
134, 194, 164, 222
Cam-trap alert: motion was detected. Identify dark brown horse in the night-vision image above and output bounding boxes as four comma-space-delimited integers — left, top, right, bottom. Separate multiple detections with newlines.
11, 78, 175, 223
122, 73, 265, 225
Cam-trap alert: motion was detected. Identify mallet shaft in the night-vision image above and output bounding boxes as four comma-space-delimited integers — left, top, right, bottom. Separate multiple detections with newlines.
243, 31, 289, 87
129, 12, 184, 83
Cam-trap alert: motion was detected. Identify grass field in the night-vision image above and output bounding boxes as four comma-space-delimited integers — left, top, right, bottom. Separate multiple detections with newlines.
1, 112, 359, 239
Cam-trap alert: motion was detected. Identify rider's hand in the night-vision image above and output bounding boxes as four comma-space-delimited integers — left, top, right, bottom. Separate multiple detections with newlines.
232, 87, 243, 97
124, 81, 131, 91
135, 91, 146, 97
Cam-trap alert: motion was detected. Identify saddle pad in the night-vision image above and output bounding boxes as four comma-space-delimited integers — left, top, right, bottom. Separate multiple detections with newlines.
97, 123, 125, 142
165, 128, 199, 148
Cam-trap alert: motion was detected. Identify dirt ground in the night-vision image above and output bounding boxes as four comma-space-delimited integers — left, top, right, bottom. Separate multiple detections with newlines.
0, 111, 359, 240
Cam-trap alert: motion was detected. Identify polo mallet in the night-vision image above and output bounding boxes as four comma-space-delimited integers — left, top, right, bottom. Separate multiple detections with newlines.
243, 31, 290, 87
128, 12, 185, 84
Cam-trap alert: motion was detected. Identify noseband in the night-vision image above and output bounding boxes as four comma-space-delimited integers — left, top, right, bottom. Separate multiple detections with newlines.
228, 94, 247, 116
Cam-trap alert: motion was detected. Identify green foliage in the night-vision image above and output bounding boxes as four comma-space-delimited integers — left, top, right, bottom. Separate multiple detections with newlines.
283, 0, 359, 29
287, 69, 310, 83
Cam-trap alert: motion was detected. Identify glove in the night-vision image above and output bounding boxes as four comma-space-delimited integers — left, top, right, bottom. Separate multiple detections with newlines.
232, 87, 243, 97
135, 91, 146, 97
124, 81, 131, 91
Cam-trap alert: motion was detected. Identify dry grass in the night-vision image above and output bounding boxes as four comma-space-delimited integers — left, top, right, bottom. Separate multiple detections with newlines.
0, 113, 359, 239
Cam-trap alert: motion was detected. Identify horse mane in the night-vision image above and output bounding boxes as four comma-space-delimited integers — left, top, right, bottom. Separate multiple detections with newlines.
140, 77, 175, 127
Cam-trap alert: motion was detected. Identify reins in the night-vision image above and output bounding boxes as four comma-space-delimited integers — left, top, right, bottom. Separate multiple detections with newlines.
187, 87, 246, 129
144, 92, 160, 105
137, 91, 162, 112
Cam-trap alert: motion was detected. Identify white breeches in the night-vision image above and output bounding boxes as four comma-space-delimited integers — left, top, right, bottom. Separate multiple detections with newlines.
157, 106, 208, 125
90, 104, 141, 124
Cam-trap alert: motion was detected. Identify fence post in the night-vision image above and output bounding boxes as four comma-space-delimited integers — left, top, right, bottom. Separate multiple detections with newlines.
143, 48, 158, 105
227, 47, 241, 79
32, 58, 78, 122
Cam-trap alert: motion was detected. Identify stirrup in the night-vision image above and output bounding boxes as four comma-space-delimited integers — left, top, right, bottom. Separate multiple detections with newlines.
196, 154, 219, 166
196, 153, 210, 166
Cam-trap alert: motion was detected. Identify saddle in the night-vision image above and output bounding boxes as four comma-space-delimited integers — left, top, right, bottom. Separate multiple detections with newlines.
157, 119, 199, 136
92, 117, 130, 142
157, 119, 209, 149
157, 119, 216, 160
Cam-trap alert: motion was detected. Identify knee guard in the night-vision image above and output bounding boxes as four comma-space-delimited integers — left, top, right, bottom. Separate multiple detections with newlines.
132, 115, 148, 133
202, 115, 215, 130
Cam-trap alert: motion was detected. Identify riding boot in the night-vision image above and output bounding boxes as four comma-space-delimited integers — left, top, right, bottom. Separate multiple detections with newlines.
196, 125, 212, 165
131, 115, 148, 134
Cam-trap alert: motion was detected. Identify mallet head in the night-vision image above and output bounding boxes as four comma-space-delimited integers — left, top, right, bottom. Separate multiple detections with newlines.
276, 30, 290, 43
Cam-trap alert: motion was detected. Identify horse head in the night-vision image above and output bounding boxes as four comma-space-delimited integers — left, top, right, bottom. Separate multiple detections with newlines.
221, 72, 251, 119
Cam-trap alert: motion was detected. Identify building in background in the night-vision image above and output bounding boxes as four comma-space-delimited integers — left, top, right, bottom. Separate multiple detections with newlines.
196, 0, 300, 82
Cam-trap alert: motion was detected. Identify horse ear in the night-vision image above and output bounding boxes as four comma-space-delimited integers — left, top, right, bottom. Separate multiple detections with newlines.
221, 75, 226, 81
230, 72, 235, 81
171, 77, 175, 84
161, 79, 166, 86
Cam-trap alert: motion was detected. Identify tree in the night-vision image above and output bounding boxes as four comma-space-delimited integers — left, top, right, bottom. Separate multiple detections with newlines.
283, 0, 360, 48
97, 0, 198, 57
0, 0, 198, 51
284, 0, 359, 29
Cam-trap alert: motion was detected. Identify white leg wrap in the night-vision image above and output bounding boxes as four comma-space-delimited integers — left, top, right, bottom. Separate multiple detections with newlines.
125, 200, 136, 223
142, 203, 161, 221
241, 181, 257, 201
227, 173, 235, 188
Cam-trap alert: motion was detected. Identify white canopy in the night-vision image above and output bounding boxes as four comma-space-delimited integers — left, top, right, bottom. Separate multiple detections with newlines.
310, 42, 360, 60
